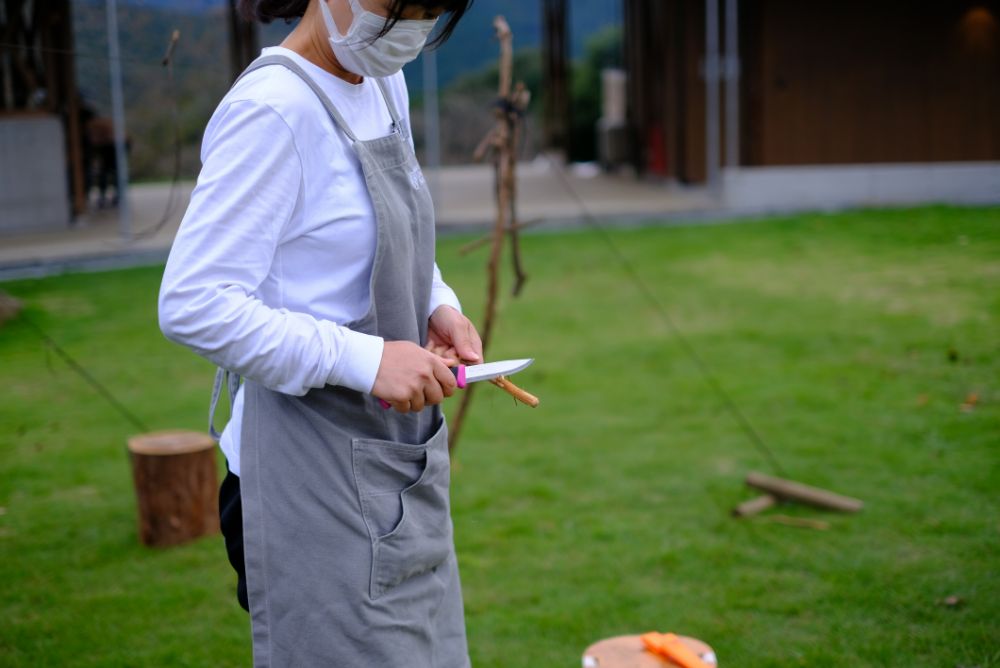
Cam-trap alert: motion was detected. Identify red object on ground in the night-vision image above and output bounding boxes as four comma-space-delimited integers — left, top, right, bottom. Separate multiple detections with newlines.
641, 632, 712, 668
646, 123, 668, 175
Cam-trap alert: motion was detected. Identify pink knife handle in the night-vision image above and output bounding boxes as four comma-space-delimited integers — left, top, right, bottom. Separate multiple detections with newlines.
379, 365, 467, 409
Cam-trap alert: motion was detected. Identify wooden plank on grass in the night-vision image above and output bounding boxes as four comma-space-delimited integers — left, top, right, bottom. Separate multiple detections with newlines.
746, 471, 863, 513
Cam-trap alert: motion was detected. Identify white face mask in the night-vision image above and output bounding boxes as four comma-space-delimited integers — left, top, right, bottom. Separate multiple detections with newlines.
319, 0, 438, 78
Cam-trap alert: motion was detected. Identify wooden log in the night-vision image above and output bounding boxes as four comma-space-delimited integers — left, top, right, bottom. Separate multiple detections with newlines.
732, 493, 778, 517
127, 430, 219, 547
746, 471, 863, 513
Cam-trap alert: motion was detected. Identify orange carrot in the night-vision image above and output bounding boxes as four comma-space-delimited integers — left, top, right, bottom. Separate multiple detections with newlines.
641, 632, 712, 668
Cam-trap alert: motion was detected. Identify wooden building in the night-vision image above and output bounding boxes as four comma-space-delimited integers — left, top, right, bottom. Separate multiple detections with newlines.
621, 0, 1000, 205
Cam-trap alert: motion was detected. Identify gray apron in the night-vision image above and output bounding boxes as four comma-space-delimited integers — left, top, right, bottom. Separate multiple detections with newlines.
226, 55, 469, 668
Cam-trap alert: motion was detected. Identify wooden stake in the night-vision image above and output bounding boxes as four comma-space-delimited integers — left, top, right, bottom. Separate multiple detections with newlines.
746, 471, 863, 513
449, 15, 533, 452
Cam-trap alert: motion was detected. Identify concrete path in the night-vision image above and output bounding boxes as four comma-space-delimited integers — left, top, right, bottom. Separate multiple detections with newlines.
0, 160, 714, 280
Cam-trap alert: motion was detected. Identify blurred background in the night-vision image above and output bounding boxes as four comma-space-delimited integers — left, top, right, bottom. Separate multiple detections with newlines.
1, 0, 997, 241
0, 2, 998, 667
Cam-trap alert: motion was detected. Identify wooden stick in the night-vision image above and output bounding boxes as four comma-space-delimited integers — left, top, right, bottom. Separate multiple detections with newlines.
480, 17, 515, 354
161, 29, 180, 66
472, 126, 499, 162
459, 218, 545, 256
489, 376, 540, 407
507, 82, 528, 297
746, 471, 864, 513
732, 493, 778, 517
494, 16, 513, 98
449, 15, 519, 452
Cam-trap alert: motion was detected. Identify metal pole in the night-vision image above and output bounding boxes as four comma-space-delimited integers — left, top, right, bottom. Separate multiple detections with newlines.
724, 0, 740, 169
106, 0, 131, 242
422, 49, 441, 204
705, 0, 721, 193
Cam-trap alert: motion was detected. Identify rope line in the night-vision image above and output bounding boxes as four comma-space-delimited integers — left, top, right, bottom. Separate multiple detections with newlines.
539, 153, 788, 476
21, 316, 151, 434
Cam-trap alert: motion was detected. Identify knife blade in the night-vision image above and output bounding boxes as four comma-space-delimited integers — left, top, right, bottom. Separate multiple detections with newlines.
455, 358, 534, 388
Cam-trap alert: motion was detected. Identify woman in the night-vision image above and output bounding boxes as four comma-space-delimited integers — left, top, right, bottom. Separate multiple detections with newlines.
158, 1, 480, 665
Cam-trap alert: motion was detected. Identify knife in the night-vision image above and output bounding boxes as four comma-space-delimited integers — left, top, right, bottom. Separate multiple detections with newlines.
379, 358, 533, 408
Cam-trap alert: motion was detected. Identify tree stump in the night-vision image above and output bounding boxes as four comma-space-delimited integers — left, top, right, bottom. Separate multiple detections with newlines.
582, 635, 718, 667
127, 430, 219, 547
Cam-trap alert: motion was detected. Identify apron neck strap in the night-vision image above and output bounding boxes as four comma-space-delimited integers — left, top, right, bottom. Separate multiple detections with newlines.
236, 54, 360, 142
373, 77, 405, 139
236, 54, 407, 143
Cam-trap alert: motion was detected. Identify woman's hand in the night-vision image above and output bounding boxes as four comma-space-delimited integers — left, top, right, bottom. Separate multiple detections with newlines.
426, 306, 483, 367
372, 341, 457, 413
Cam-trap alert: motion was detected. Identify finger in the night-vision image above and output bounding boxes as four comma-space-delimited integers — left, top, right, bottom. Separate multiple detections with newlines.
432, 358, 458, 396
458, 322, 483, 363
391, 400, 411, 414
424, 378, 444, 406
452, 335, 480, 363
438, 347, 460, 366
425, 340, 458, 366
410, 388, 424, 413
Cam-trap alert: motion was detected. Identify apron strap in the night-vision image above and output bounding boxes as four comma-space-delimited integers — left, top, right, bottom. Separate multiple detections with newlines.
373, 77, 406, 139
209, 367, 242, 441
236, 54, 361, 143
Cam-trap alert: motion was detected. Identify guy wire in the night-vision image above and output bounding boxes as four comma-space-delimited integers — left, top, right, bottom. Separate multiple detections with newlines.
21, 316, 151, 434
539, 152, 788, 476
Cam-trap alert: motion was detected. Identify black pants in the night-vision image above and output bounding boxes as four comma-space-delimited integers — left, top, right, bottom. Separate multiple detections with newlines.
219, 469, 250, 612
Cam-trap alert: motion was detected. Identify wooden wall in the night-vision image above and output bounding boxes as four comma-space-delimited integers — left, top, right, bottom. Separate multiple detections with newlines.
625, 0, 1000, 182
743, 0, 1000, 166
624, 0, 725, 183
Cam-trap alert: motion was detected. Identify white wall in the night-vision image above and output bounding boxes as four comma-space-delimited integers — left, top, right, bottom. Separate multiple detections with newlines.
0, 116, 71, 235
723, 163, 1000, 213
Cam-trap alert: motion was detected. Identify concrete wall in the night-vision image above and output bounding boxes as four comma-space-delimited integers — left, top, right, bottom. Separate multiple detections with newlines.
0, 115, 71, 235
722, 162, 1000, 213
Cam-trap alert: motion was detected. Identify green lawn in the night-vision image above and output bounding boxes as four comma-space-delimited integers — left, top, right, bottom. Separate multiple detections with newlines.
1, 206, 997, 667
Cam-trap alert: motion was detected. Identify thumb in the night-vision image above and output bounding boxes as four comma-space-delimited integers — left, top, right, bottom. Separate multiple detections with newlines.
454, 325, 481, 363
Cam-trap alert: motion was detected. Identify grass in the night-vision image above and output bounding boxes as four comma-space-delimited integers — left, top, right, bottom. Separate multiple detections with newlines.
1, 206, 997, 667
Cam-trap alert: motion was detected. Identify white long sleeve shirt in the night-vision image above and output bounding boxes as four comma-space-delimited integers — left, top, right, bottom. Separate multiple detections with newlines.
158, 47, 460, 475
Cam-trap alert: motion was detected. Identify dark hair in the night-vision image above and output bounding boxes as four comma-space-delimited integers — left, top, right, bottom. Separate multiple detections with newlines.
239, 0, 474, 48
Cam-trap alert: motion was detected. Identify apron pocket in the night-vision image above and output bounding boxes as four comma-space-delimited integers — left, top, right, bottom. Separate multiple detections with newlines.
352, 419, 452, 599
